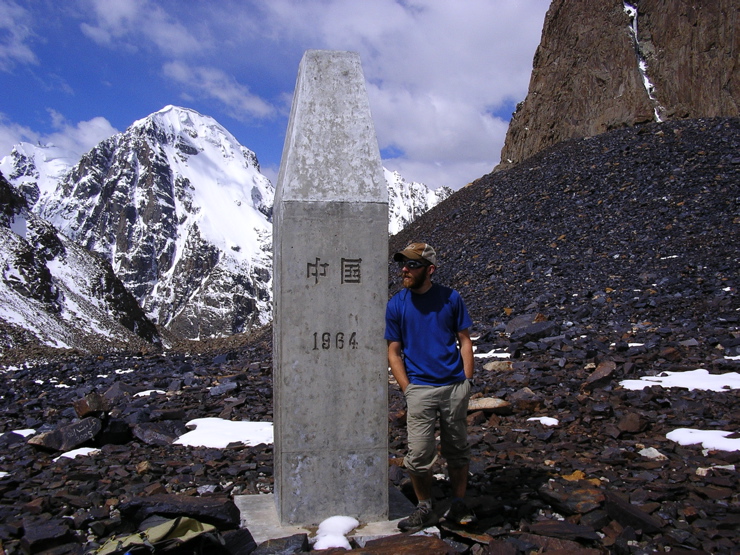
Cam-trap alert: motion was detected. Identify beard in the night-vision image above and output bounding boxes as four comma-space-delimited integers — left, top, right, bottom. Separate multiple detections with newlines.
401, 267, 429, 290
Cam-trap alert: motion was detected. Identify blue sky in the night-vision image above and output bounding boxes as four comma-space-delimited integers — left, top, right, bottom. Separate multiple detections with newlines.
0, 0, 550, 190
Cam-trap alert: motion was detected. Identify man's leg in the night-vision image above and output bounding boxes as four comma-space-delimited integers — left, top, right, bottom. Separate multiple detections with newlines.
440, 381, 477, 525
438, 380, 472, 478
399, 385, 441, 532
409, 470, 434, 503
403, 384, 439, 491
447, 463, 469, 499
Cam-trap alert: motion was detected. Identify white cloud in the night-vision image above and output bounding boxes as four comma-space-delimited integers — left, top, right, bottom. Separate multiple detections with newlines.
367, 83, 511, 187
44, 110, 119, 156
0, 115, 39, 156
369, 89, 456, 158
0, 111, 117, 159
163, 61, 276, 121
79, 0, 140, 44
247, 0, 547, 100
383, 157, 493, 192
80, 0, 204, 55
228, 0, 550, 188
261, 163, 280, 188
0, 0, 38, 71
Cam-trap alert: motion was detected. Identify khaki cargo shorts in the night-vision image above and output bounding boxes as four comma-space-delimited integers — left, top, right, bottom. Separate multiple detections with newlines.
403, 379, 471, 475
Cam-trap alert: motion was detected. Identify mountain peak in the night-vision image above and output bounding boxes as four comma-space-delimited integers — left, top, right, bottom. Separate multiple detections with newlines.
131, 105, 261, 166
31, 106, 275, 339
385, 168, 452, 235
136, 105, 210, 131
137, 104, 205, 125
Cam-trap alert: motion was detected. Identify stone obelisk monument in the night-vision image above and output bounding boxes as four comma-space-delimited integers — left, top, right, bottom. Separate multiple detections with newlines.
272, 50, 389, 525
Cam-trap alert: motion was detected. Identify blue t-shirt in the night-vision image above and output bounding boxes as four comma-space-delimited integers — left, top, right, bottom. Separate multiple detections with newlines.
384, 283, 473, 386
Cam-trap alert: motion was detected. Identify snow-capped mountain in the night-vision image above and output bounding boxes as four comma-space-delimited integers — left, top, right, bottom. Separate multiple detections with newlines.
0, 142, 82, 207
1, 106, 451, 344
2, 132, 449, 240
31, 106, 274, 340
0, 173, 159, 353
385, 168, 452, 235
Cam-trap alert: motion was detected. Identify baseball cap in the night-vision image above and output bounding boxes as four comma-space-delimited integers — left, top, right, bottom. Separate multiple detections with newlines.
393, 242, 437, 266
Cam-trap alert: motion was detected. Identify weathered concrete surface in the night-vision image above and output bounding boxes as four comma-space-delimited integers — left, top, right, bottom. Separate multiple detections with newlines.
272, 50, 389, 525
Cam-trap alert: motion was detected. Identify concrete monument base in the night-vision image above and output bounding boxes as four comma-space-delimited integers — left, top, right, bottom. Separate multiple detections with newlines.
234, 486, 416, 545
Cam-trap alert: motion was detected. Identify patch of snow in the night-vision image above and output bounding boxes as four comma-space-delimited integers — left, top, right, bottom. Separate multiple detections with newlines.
312, 516, 359, 551
474, 350, 511, 359
174, 417, 273, 448
623, 2, 663, 121
0, 142, 82, 202
134, 390, 166, 397
9, 214, 27, 239
666, 429, 740, 452
620, 369, 740, 392
527, 417, 559, 427
53, 447, 101, 461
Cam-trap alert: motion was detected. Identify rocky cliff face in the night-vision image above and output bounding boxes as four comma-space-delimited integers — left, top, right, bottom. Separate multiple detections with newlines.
0, 173, 160, 352
499, 0, 740, 168
637, 0, 739, 119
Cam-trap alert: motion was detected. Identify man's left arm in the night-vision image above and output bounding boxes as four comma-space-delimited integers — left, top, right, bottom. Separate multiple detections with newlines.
457, 328, 474, 379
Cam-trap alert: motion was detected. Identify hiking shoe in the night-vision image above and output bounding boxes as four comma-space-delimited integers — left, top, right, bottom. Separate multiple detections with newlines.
444, 499, 477, 525
398, 505, 439, 532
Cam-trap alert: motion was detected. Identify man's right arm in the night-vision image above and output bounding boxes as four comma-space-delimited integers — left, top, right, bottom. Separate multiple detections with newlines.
387, 340, 410, 393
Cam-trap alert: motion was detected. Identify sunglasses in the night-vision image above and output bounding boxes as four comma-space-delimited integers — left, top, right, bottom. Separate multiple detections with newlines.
398, 259, 428, 270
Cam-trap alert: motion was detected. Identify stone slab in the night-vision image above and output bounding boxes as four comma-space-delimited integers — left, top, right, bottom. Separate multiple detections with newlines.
235, 487, 416, 545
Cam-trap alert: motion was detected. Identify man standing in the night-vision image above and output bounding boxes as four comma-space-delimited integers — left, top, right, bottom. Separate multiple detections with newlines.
385, 242, 476, 532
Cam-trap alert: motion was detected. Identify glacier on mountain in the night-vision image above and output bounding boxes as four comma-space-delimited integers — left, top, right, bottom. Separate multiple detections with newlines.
0, 142, 81, 206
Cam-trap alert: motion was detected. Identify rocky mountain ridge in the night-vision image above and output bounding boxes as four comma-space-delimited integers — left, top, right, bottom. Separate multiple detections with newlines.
499, 0, 740, 169
0, 106, 447, 349
385, 168, 452, 235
